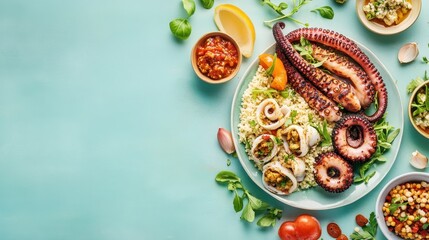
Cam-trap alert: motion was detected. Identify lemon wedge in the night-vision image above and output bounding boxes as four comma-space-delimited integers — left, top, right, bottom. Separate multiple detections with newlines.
214, 4, 255, 58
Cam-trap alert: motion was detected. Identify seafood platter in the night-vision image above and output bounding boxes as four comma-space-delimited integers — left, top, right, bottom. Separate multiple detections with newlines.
231, 23, 403, 210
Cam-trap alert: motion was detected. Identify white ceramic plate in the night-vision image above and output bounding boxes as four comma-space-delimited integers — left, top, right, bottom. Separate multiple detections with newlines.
356, 0, 422, 35
376, 172, 429, 239
231, 41, 404, 210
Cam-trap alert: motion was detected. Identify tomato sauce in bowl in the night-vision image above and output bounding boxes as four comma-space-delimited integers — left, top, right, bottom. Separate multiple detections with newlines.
191, 32, 242, 84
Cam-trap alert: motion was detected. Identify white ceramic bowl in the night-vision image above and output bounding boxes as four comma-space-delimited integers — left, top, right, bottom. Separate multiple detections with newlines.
356, 0, 422, 35
376, 172, 429, 239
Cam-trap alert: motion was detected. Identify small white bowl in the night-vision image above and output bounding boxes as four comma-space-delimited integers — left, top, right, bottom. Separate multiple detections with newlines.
356, 0, 421, 35
376, 172, 429, 239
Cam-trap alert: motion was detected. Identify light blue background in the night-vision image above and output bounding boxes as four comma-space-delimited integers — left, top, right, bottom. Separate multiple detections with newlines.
0, 0, 428, 239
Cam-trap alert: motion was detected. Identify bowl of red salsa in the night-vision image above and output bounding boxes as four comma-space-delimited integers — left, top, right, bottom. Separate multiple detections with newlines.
191, 32, 242, 84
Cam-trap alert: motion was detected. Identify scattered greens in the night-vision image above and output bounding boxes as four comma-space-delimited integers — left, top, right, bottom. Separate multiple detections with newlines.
423, 56, 429, 64
200, 0, 214, 9
350, 212, 378, 240
260, 0, 335, 27
261, 0, 311, 27
311, 119, 332, 147
215, 171, 283, 227
406, 71, 427, 93
251, 88, 279, 99
311, 6, 334, 19
388, 197, 408, 213
169, 0, 215, 40
354, 114, 400, 184
293, 37, 327, 67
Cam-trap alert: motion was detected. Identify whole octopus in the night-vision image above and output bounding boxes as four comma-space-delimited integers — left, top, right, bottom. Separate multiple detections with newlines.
273, 22, 386, 193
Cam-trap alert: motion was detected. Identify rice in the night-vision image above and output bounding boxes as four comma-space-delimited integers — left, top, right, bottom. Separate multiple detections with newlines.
238, 66, 334, 190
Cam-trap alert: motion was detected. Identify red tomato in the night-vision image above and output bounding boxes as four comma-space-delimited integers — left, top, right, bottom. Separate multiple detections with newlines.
278, 214, 321, 240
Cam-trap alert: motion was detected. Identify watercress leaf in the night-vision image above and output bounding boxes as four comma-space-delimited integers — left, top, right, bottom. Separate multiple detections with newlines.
312, 6, 334, 19
279, 2, 288, 10
241, 202, 255, 222
215, 170, 240, 183
182, 0, 196, 16
247, 194, 269, 210
387, 129, 400, 143
227, 182, 236, 191
200, 0, 214, 9
257, 215, 277, 227
169, 18, 192, 40
233, 191, 244, 212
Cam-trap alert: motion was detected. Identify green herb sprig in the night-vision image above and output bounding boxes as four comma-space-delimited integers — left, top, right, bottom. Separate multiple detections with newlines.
261, 0, 312, 27
354, 114, 400, 184
215, 171, 283, 227
350, 212, 377, 240
293, 37, 327, 67
311, 6, 334, 19
311, 119, 332, 147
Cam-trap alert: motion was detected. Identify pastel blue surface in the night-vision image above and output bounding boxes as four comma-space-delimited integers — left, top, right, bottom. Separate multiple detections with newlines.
0, 1, 428, 239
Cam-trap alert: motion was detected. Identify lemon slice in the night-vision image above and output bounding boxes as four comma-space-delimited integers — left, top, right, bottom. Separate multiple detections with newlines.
214, 4, 256, 58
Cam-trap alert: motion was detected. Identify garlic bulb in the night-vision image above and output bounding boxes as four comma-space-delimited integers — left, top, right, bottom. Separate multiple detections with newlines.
398, 42, 419, 64
217, 128, 235, 154
410, 150, 428, 169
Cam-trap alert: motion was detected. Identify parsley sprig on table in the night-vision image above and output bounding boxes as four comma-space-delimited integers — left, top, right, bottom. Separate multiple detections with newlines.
354, 114, 400, 184
350, 212, 378, 240
215, 171, 282, 227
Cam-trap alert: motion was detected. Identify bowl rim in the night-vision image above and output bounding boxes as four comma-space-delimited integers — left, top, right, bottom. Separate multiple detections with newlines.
190, 31, 242, 84
375, 172, 429, 239
356, 0, 422, 35
408, 80, 429, 139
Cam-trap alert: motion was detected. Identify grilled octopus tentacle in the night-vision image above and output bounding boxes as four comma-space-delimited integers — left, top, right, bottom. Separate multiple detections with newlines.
273, 22, 361, 113
311, 43, 376, 109
276, 47, 342, 122
314, 152, 354, 193
332, 114, 377, 163
285, 27, 387, 122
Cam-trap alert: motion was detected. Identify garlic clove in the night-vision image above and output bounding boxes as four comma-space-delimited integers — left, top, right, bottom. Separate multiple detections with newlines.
410, 150, 428, 169
398, 42, 419, 64
217, 128, 235, 154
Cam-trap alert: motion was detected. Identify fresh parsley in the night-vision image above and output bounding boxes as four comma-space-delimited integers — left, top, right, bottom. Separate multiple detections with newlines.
215, 171, 283, 227
251, 88, 279, 99
350, 212, 377, 240
423, 56, 429, 64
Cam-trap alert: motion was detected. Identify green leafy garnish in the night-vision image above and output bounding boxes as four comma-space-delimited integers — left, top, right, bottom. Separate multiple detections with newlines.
311, 6, 334, 19
423, 56, 429, 64
252, 88, 279, 99
169, 18, 192, 40
423, 223, 429, 230
350, 212, 377, 240
407, 71, 427, 93
200, 0, 214, 9
215, 171, 282, 227
311, 119, 332, 147
266, 53, 278, 76
261, 0, 312, 27
355, 114, 400, 184
293, 37, 327, 67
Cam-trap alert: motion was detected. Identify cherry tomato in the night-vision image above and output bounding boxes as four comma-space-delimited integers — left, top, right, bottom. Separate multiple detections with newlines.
278, 214, 322, 240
